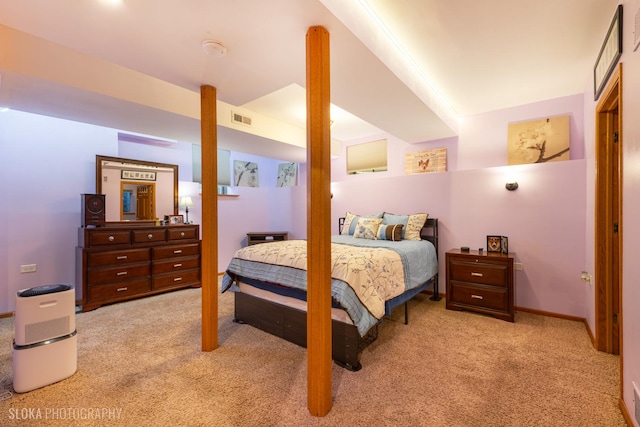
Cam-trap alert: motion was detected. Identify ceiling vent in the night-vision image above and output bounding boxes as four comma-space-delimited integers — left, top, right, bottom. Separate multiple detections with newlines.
231, 111, 252, 126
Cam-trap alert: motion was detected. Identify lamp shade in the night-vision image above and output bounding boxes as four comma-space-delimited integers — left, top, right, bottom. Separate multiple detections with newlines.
180, 196, 194, 208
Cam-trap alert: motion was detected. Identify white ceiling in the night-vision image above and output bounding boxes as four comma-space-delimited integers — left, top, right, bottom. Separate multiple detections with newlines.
0, 0, 620, 162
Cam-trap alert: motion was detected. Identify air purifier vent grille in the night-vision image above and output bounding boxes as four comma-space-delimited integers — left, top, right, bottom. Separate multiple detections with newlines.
25, 316, 70, 344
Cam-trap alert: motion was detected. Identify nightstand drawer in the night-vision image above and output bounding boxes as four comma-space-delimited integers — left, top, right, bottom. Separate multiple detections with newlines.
449, 282, 508, 312
449, 261, 508, 287
445, 249, 515, 322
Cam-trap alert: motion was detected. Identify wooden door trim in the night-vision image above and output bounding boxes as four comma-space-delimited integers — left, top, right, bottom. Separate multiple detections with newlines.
594, 64, 623, 410
594, 63, 622, 355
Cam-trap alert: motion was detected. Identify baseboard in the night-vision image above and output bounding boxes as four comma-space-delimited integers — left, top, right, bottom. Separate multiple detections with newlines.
619, 396, 633, 426
0, 312, 14, 319
515, 305, 585, 322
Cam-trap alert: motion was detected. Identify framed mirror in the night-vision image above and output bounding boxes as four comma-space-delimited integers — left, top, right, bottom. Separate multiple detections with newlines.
96, 155, 178, 222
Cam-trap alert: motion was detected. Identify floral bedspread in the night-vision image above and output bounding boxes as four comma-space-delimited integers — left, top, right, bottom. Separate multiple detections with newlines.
229, 240, 405, 320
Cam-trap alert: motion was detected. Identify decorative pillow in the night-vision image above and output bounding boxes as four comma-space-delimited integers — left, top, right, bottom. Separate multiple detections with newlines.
353, 217, 383, 240
342, 212, 384, 235
341, 211, 358, 235
382, 213, 409, 238
377, 224, 404, 241
404, 213, 428, 241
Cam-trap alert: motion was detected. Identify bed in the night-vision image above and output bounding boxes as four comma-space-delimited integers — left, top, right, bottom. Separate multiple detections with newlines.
221, 213, 439, 371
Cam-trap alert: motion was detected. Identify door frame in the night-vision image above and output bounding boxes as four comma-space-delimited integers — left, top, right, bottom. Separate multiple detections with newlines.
594, 63, 622, 359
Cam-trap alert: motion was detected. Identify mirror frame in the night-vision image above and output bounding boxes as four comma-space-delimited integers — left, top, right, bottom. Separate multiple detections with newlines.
96, 155, 179, 223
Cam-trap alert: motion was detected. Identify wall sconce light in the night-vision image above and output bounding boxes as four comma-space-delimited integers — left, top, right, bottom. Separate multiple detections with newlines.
505, 182, 519, 191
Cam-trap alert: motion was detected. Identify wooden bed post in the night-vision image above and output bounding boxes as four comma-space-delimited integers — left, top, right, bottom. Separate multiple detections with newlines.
201, 84, 219, 351
306, 26, 332, 416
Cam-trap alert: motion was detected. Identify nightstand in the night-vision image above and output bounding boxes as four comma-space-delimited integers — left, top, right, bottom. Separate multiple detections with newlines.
445, 249, 515, 322
246, 232, 288, 246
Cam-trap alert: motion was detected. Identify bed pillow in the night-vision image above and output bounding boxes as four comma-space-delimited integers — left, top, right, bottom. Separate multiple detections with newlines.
353, 217, 383, 240
382, 213, 409, 238
404, 213, 429, 241
342, 212, 384, 235
376, 224, 404, 241
341, 211, 358, 235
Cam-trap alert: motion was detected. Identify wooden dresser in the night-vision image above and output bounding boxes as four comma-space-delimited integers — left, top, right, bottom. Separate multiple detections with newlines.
445, 248, 515, 322
77, 224, 201, 312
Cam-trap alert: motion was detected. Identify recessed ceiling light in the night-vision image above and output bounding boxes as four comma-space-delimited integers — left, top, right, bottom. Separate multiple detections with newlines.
202, 40, 227, 57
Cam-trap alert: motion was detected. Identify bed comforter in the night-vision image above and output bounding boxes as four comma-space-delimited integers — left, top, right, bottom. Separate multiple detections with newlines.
222, 235, 437, 336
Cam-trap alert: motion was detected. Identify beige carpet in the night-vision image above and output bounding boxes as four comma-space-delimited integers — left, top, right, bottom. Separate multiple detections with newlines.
0, 284, 625, 426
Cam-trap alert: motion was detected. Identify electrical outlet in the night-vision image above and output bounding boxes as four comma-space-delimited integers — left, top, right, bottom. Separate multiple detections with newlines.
514, 262, 523, 271
20, 264, 37, 273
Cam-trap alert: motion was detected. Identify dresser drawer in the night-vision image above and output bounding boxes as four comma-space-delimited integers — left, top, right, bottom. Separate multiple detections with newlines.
152, 270, 200, 290
168, 226, 198, 241
449, 282, 508, 312
449, 260, 508, 287
153, 243, 200, 259
89, 230, 131, 246
87, 248, 150, 267
133, 229, 167, 243
152, 256, 200, 274
88, 278, 151, 302
88, 263, 151, 285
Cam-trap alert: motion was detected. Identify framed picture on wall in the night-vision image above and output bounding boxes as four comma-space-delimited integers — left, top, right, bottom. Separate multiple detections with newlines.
593, 4, 623, 101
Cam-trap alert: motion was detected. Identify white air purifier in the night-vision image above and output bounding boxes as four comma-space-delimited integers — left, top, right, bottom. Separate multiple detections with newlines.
12, 284, 77, 393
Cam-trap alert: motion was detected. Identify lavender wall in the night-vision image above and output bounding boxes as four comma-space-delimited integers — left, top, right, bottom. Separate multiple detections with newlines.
0, 111, 116, 312
291, 93, 588, 318
0, 110, 291, 313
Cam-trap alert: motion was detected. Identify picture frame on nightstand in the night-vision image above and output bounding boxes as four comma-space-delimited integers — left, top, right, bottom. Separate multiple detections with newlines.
501, 236, 509, 254
487, 235, 502, 252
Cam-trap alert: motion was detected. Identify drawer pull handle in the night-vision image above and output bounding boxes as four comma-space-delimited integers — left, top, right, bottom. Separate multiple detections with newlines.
147, 234, 154, 240
180, 232, 185, 237
108, 236, 115, 242
174, 277, 182, 282
174, 263, 183, 268
471, 272, 483, 277
116, 256, 128, 260
117, 287, 128, 292
173, 250, 183, 254
116, 271, 128, 276
471, 294, 484, 300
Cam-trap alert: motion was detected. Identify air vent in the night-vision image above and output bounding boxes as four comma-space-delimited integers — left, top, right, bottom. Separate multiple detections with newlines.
231, 111, 252, 126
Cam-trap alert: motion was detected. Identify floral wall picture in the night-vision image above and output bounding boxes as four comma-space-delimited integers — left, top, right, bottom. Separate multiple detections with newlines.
405, 148, 447, 174
277, 162, 297, 187
507, 115, 570, 165
234, 160, 259, 187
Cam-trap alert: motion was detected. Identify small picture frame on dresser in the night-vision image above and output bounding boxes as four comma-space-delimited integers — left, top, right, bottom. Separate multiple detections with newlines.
168, 215, 184, 224
501, 236, 509, 254
486, 235, 502, 252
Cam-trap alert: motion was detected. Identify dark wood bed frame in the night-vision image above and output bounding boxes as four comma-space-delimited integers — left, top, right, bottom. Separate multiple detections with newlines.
232, 217, 439, 371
